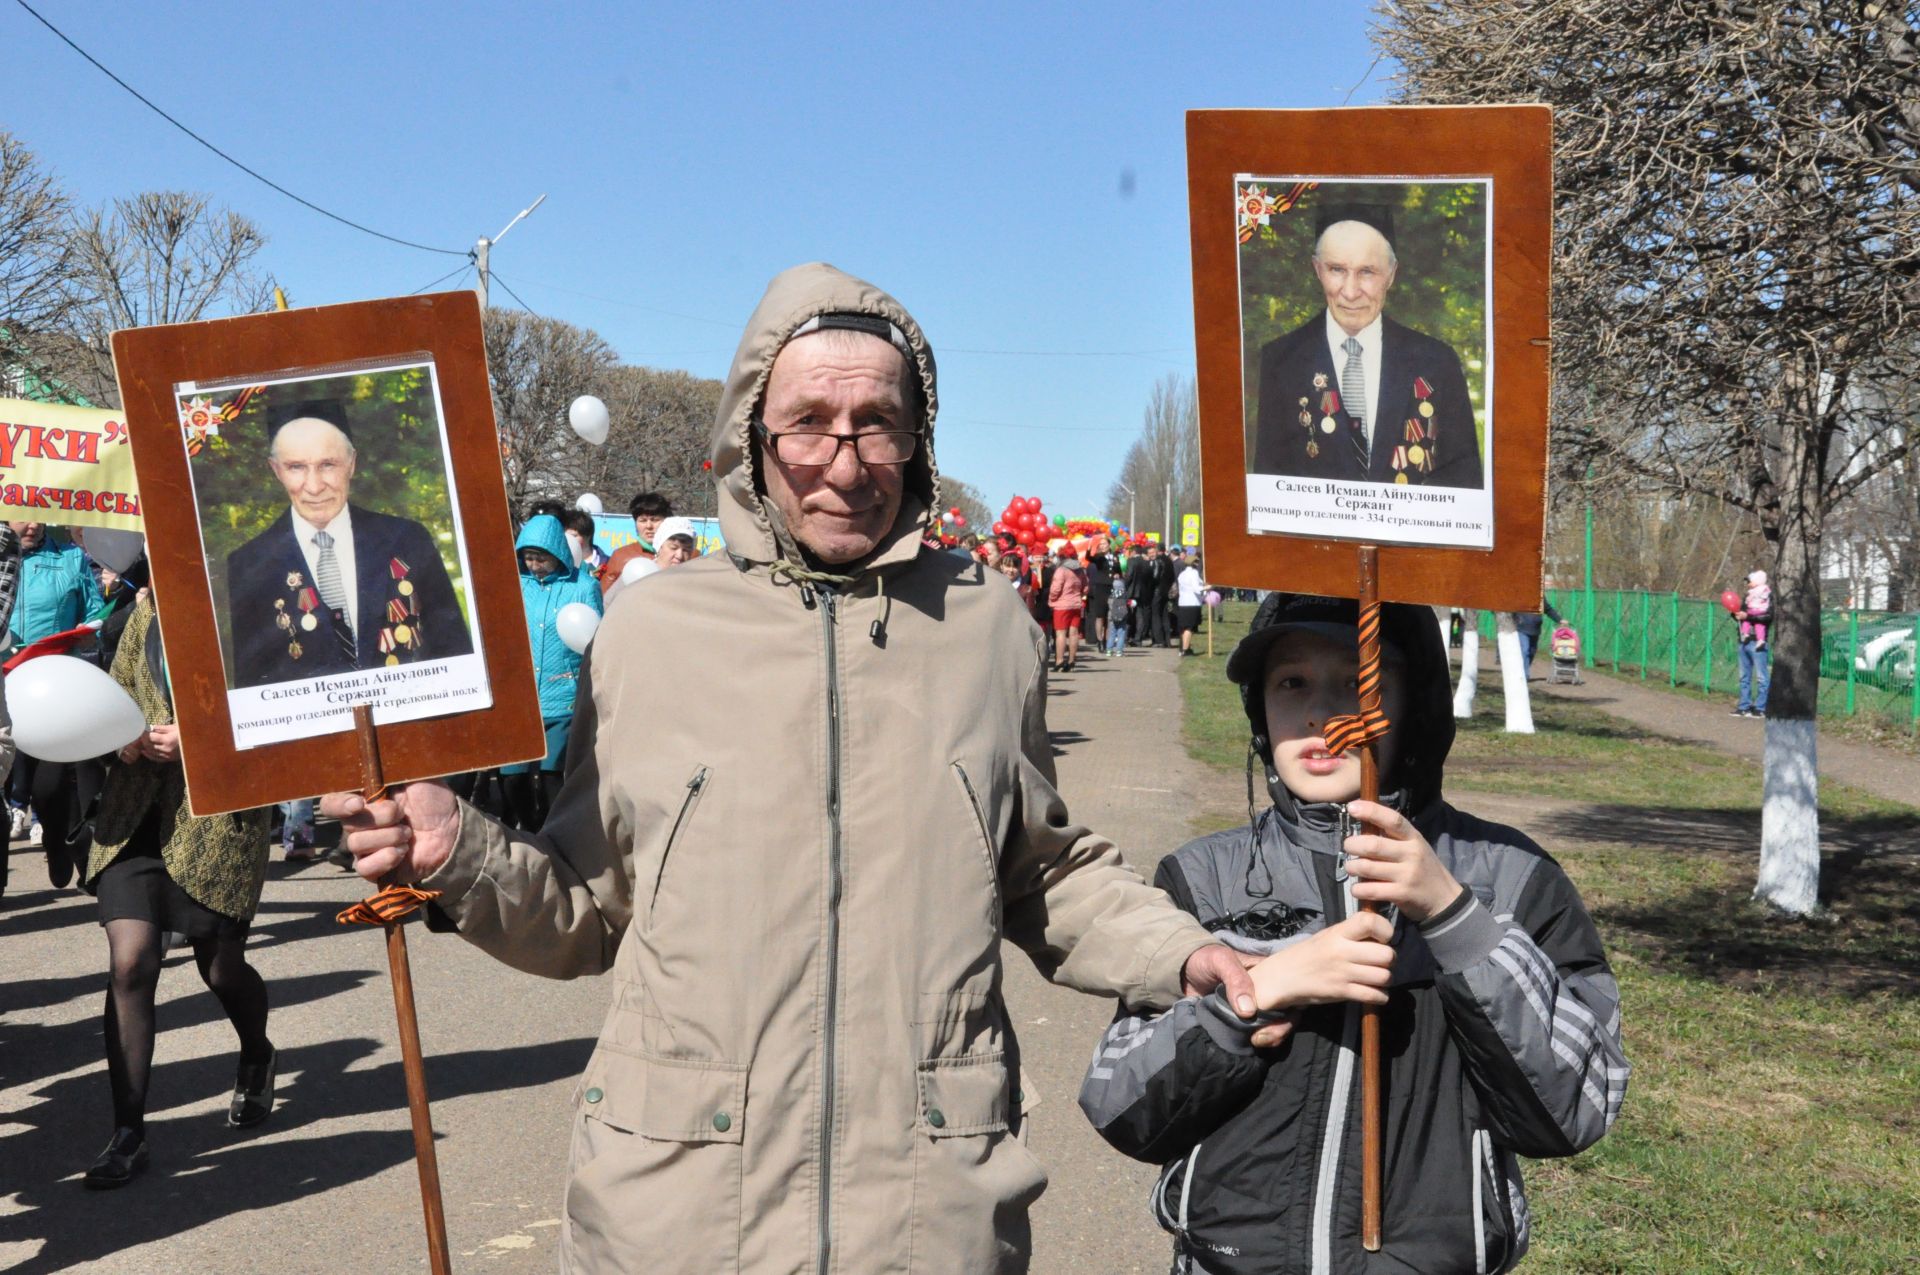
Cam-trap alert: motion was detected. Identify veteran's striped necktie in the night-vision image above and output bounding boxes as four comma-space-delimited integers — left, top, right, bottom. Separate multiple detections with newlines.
312, 529, 355, 660
1341, 336, 1369, 470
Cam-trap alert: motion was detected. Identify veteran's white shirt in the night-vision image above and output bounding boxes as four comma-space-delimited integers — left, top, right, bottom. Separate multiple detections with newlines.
1325, 311, 1384, 449
289, 505, 358, 632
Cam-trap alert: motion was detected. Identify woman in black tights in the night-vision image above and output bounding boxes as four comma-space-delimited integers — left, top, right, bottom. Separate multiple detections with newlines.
78, 591, 273, 1187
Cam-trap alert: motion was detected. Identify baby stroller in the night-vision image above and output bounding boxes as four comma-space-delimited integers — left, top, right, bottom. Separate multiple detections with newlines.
1550, 624, 1583, 684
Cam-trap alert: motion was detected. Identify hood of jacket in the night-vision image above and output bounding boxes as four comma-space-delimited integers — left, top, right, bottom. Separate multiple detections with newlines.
709, 262, 940, 578
515, 515, 578, 583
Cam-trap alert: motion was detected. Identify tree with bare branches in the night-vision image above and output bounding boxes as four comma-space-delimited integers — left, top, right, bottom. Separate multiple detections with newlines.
483, 308, 621, 514
1106, 373, 1200, 539
61, 191, 275, 406
1378, 0, 1920, 914
0, 131, 82, 395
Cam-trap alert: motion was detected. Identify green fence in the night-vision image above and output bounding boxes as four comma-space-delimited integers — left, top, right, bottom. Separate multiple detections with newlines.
1473, 589, 1920, 731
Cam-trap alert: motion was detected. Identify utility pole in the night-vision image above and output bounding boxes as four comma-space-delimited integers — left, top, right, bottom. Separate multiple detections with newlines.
472, 193, 548, 309
1164, 481, 1172, 545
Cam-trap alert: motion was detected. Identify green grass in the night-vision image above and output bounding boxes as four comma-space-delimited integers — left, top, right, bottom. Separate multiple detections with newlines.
1175, 601, 1920, 1270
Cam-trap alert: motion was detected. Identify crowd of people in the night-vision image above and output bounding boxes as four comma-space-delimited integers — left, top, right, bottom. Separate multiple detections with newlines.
972, 533, 1215, 670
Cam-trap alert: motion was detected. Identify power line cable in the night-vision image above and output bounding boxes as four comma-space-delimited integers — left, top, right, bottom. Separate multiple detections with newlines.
487, 271, 536, 313
12, 0, 466, 257
411, 263, 471, 295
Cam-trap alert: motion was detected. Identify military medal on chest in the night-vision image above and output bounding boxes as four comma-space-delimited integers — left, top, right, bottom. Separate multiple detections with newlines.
297, 587, 320, 632
1401, 377, 1438, 478
381, 557, 420, 664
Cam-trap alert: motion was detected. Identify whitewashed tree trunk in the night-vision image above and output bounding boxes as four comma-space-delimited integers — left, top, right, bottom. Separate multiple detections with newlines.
1453, 609, 1480, 718
1495, 612, 1535, 734
1755, 710, 1821, 915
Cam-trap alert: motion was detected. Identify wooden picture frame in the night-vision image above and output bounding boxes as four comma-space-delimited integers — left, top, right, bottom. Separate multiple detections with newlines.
113, 291, 544, 816
1189, 106, 1552, 611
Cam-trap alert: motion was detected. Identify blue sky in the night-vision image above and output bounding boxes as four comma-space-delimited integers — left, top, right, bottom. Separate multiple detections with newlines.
6, 1, 1389, 522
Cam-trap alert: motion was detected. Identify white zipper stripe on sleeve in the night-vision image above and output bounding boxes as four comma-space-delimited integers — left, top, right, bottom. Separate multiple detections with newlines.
1472, 1127, 1488, 1274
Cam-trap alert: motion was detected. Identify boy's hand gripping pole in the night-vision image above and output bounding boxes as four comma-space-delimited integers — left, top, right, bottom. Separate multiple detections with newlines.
335, 704, 454, 1275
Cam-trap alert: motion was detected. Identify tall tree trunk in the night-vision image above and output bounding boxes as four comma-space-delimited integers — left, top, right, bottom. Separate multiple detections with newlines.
1495, 611, 1535, 734
1754, 419, 1825, 915
1453, 609, 1479, 718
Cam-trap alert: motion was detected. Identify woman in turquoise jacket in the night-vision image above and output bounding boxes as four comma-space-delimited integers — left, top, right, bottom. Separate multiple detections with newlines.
501, 514, 602, 831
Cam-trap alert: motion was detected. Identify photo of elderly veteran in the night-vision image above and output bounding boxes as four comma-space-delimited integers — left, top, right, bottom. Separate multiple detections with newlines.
1249, 203, 1485, 490
224, 399, 472, 688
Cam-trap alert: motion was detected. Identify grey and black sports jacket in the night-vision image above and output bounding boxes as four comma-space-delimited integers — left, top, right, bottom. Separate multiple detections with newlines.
1078, 794, 1629, 1275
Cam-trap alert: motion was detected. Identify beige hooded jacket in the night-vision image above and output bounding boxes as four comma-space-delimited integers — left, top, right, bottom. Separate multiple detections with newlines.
423, 263, 1215, 1273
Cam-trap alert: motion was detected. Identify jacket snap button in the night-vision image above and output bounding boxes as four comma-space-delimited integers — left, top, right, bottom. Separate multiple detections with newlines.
1013, 1090, 1024, 1105
584, 1087, 603, 1104
927, 1108, 946, 1129
712, 1112, 731, 1132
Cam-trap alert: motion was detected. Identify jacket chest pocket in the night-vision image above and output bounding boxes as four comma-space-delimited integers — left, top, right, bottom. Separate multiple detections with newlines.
647, 765, 711, 925
565, 1047, 747, 1273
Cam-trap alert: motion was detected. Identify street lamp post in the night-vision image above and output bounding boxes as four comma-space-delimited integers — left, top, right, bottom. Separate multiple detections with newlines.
472, 193, 548, 307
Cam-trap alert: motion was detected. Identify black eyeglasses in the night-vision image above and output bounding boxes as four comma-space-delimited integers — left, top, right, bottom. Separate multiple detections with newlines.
752, 421, 919, 468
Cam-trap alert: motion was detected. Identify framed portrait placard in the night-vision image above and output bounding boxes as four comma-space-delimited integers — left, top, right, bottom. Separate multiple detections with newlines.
1189, 106, 1551, 612
113, 291, 544, 816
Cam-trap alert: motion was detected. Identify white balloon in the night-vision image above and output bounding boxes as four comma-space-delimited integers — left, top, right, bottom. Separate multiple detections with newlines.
575, 492, 604, 515
79, 526, 146, 574
620, 557, 660, 584
555, 602, 602, 654
568, 395, 611, 446
5, 655, 147, 763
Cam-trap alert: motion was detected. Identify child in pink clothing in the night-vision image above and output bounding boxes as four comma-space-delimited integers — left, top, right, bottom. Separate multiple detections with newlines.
1741, 570, 1771, 649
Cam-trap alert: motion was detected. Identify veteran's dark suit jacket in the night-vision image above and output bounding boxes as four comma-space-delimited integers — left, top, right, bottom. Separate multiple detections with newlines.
1251, 311, 1484, 490
226, 505, 473, 688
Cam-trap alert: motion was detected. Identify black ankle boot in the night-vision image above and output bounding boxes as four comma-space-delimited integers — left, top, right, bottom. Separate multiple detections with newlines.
229, 1046, 277, 1128
84, 1127, 148, 1189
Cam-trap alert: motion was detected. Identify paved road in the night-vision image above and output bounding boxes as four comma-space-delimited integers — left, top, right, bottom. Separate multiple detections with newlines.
0, 644, 1224, 1273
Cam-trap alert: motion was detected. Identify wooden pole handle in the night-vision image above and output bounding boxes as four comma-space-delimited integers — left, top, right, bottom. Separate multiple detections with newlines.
352, 705, 453, 1275
1355, 547, 1385, 1252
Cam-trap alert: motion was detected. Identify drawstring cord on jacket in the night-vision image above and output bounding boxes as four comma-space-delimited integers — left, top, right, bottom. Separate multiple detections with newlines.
768, 559, 892, 645
871, 574, 892, 644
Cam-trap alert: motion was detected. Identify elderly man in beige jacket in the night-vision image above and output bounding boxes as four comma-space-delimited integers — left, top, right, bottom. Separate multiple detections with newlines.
325, 263, 1272, 1273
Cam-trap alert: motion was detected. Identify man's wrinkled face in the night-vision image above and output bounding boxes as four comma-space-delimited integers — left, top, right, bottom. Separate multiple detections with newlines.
8, 522, 43, 550
270, 418, 356, 529
1313, 221, 1397, 337
1261, 629, 1407, 805
758, 330, 913, 565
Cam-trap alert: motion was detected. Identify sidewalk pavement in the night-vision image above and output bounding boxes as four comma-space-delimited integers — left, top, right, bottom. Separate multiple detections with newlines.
0, 644, 1219, 1274
1533, 667, 1920, 810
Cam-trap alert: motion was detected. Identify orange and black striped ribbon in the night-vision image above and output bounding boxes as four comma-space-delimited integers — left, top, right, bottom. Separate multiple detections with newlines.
1322, 599, 1391, 756
337, 883, 442, 927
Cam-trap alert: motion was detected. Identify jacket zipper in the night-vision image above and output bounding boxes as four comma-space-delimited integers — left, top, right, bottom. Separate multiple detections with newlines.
817, 587, 844, 1275
648, 766, 710, 922
1309, 803, 1360, 1275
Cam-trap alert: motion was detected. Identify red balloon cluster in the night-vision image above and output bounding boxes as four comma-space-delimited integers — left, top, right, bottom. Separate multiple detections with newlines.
993, 495, 1053, 550
937, 504, 969, 531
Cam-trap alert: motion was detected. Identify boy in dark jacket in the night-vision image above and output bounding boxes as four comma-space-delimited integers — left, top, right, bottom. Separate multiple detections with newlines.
1079, 593, 1628, 1274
